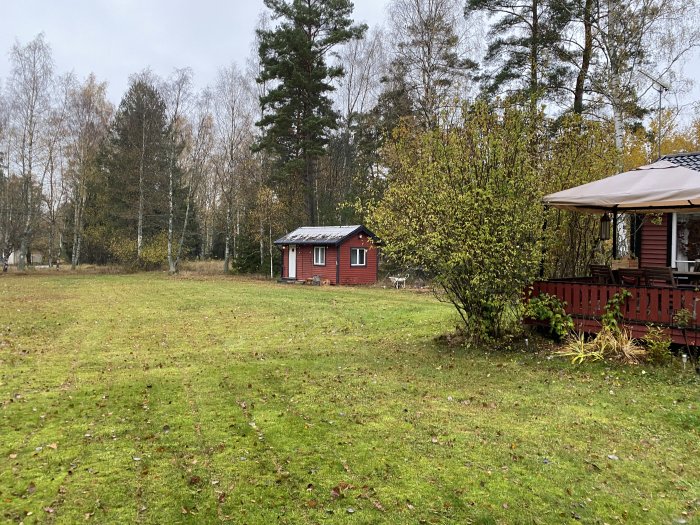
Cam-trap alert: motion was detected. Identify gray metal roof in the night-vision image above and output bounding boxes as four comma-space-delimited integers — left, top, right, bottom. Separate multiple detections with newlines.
274, 225, 375, 246
661, 152, 700, 171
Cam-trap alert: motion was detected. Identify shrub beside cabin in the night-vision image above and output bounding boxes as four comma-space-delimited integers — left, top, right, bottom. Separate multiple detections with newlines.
274, 225, 379, 285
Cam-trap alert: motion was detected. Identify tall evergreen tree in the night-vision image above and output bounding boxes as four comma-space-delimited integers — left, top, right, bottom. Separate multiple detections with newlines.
465, 0, 573, 107
255, 0, 366, 226
89, 78, 172, 265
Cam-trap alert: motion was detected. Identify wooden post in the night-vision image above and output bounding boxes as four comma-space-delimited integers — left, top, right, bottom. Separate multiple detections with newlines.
612, 212, 618, 259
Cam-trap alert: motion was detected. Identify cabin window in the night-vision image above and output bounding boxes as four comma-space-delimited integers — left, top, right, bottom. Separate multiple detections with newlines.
672, 213, 700, 271
313, 246, 326, 266
350, 248, 367, 266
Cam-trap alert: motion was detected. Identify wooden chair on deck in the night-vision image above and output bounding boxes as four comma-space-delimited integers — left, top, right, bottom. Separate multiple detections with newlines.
590, 264, 616, 285
643, 267, 676, 288
617, 268, 645, 287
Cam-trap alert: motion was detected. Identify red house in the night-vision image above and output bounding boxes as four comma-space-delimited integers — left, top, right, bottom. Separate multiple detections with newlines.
530, 152, 700, 344
274, 225, 379, 285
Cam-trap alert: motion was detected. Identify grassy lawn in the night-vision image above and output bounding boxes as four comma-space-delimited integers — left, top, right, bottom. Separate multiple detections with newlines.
0, 273, 698, 524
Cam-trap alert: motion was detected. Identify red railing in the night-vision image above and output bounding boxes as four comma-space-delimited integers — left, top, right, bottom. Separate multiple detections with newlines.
529, 280, 700, 345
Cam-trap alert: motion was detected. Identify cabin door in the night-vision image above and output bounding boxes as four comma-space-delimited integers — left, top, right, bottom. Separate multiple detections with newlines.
288, 245, 297, 279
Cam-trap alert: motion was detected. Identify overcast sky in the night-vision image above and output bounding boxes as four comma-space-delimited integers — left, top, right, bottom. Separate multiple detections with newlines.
0, 0, 388, 103
1, 0, 699, 120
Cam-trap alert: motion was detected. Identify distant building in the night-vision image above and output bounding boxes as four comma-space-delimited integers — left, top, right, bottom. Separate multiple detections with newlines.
274, 225, 379, 285
6, 251, 43, 265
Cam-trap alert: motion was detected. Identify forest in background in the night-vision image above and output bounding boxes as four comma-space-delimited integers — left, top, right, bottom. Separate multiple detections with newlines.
1, 0, 700, 275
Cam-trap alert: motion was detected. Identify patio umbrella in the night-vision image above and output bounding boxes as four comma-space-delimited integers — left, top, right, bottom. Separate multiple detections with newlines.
543, 159, 700, 212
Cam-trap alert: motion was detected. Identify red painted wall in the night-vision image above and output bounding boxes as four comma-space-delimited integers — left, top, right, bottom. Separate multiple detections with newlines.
338, 233, 378, 285
297, 245, 338, 283
281, 244, 338, 283
640, 213, 669, 268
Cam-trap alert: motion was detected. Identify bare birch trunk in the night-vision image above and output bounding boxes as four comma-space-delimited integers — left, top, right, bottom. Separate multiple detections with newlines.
269, 222, 273, 279
167, 154, 175, 274
175, 181, 195, 272
224, 204, 231, 273
137, 114, 145, 259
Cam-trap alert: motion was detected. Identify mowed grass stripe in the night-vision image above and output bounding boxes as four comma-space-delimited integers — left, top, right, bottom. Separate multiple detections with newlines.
1, 273, 698, 524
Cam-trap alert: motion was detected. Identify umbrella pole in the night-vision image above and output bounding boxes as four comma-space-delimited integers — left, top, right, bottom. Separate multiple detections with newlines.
612, 212, 618, 259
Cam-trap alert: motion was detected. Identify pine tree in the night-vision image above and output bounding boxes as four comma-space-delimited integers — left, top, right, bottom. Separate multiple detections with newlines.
91, 77, 172, 265
255, 0, 366, 226
465, 0, 573, 107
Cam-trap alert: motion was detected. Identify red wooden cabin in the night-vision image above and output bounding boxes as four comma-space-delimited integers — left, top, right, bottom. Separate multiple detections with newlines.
530, 152, 700, 344
274, 225, 379, 285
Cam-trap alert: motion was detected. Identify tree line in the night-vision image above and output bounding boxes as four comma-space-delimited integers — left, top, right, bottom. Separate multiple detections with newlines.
0, 0, 698, 274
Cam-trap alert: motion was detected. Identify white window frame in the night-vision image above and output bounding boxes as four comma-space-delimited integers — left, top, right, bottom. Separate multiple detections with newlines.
350, 247, 367, 267
672, 212, 700, 271
313, 246, 326, 266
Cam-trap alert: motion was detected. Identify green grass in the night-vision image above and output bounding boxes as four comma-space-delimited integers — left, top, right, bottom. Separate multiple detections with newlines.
0, 273, 698, 524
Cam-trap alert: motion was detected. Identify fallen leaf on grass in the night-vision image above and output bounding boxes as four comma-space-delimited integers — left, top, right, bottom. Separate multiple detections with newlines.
372, 499, 385, 511
189, 475, 202, 486
48, 443, 58, 450
307, 499, 318, 508
331, 482, 354, 499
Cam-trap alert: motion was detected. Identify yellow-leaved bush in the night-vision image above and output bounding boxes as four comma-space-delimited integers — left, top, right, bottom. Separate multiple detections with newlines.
369, 101, 543, 341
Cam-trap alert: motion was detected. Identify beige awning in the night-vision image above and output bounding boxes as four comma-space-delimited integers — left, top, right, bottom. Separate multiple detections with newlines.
543, 160, 700, 213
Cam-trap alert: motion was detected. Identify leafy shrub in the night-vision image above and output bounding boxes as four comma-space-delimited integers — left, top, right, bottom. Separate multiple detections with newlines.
601, 290, 631, 332
140, 233, 168, 269
524, 292, 574, 339
642, 326, 672, 366
108, 235, 137, 265
107, 233, 167, 270
369, 102, 543, 342
672, 308, 693, 329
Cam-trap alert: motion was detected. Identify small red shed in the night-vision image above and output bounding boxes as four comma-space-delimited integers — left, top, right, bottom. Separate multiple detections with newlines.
274, 225, 379, 285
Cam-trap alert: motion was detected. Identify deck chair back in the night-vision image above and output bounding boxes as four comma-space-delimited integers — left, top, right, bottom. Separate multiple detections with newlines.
590, 264, 616, 285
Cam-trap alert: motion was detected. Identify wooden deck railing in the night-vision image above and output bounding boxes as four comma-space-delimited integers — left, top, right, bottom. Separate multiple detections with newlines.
529, 280, 700, 345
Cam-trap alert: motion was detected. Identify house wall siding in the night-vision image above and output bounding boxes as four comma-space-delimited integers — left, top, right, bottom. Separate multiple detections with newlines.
296, 245, 338, 284
640, 213, 669, 268
338, 233, 378, 285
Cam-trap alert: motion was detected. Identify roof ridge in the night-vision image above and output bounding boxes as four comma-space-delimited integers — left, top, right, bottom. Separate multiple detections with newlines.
660, 151, 700, 158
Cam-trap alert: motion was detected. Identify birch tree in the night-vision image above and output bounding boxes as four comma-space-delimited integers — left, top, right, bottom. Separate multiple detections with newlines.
390, 0, 479, 127
175, 88, 214, 270
213, 64, 254, 273
7, 34, 54, 270
162, 68, 192, 273
65, 74, 112, 269
589, 0, 700, 154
